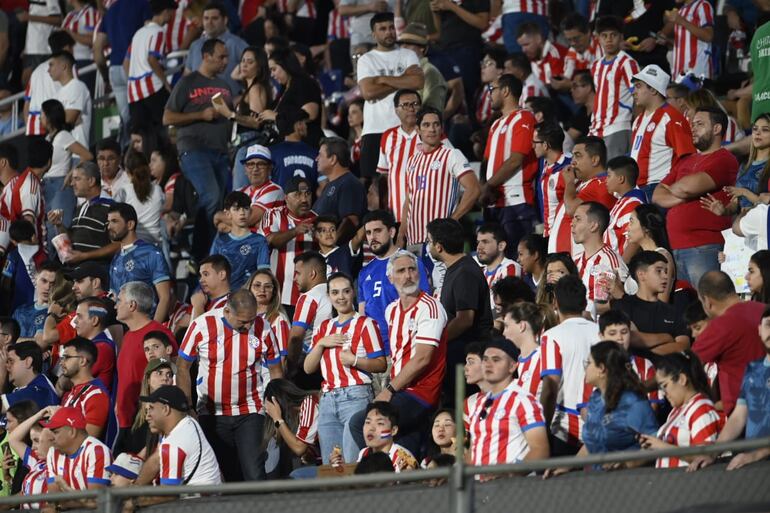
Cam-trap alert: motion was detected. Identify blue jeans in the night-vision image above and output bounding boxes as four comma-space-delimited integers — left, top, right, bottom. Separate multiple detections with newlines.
673, 243, 722, 289
109, 65, 129, 148
179, 149, 230, 219
232, 131, 258, 190
502, 12, 550, 53
42, 175, 76, 251
319, 384, 373, 463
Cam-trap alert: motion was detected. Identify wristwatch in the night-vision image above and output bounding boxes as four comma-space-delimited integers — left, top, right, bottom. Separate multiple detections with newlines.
275, 419, 284, 429
386, 383, 396, 394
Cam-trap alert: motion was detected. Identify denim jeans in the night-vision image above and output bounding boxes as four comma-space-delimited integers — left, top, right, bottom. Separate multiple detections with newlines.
180, 149, 230, 253
673, 243, 722, 289
502, 12, 549, 53
348, 391, 433, 459
108, 65, 129, 148
318, 384, 374, 463
483, 204, 538, 259
42, 175, 76, 251
232, 131, 258, 190
199, 413, 266, 482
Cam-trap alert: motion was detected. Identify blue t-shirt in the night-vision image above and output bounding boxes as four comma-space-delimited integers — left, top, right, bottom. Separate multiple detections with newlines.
2, 248, 37, 312
323, 245, 357, 277
3, 373, 59, 410
209, 232, 270, 290
109, 240, 170, 295
313, 172, 366, 220
357, 255, 432, 352
582, 389, 659, 454
269, 141, 319, 190
99, 0, 151, 65
736, 160, 768, 209
737, 356, 770, 439
12, 304, 48, 337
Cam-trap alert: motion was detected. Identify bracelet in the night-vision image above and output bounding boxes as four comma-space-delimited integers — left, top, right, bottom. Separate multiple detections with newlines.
386, 383, 396, 394
353, 354, 359, 367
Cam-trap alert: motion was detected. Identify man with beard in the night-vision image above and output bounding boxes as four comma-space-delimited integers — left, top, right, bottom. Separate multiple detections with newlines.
349, 250, 448, 458
107, 202, 171, 323
476, 223, 523, 311
58, 337, 111, 440
356, 12, 424, 178
653, 107, 739, 289
357, 209, 430, 348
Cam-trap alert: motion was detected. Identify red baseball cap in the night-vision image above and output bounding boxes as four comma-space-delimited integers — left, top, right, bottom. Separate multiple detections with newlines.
41, 407, 87, 430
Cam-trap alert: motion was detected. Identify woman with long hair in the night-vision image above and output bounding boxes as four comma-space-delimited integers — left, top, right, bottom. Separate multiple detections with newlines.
259, 47, 323, 147
149, 144, 182, 217
347, 98, 365, 174
115, 150, 165, 244
422, 409, 458, 468
746, 250, 770, 303
215, 47, 274, 189
639, 351, 721, 468
536, 252, 579, 329
518, 233, 547, 290
303, 272, 387, 464
248, 270, 291, 395
683, 88, 745, 144
625, 204, 675, 302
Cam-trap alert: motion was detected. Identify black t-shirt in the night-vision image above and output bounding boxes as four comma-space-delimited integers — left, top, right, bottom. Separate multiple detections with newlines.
440, 255, 493, 343
611, 295, 687, 338
312, 171, 365, 221
438, 0, 490, 50
568, 105, 591, 137
274, 74, 323, 147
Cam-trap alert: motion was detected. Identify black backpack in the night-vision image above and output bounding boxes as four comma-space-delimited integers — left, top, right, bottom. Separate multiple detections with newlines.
171, 173, 199, 223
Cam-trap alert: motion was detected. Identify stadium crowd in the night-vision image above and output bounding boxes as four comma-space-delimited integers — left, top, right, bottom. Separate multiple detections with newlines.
0, 0, 767, 507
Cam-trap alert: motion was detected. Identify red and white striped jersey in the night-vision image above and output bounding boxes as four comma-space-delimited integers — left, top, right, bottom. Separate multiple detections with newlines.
501, 0, 547, 15
377, 125, 420, 222
21, 450, 47, 509
164, 0, 192, 53
327, 9, 350, 40
205, 295, 228, 313
404, 144, 472, 245
62, 4, 99, 61
629, 355, 662, 404
673, 0, 713, 79
259, 206, 317, 305
296, 394, 320, 445
484, 109, 539, 208
540, 317, 600, 445
293, 283, 333, 354
515, 347, 543, 398
564, 37, 602, 79
519, 73, 550, 108
476, 87, 493, 125
311, 313, 385, 392
357, 443, 415, 472
631, 104, 695, 185
463, 391, 482, 431
240, 180, 286, 212
482, 257, 523, 308
482, 15, 503, 45
469, 383, 545, 466
590, 51, 639, 136
604, 191, 645, 256
0, 215, 10, 255
46, 437, 112, 489
275, 0, 316, 18
575, 244, 627, 315
386, 292, 448, 407
0, 168, 46, 243
61, 381, 111, 429
656, 392, 720, 468
267, 312, 290, 357
540, 154, 571, 237
179, 312, 281, 416
532, 40, 567, 86
159, 416, 222, 485
25, 60, 60, 136
165, 300, 191, 335
127, 22, 167, 104
725, 116, 745, 144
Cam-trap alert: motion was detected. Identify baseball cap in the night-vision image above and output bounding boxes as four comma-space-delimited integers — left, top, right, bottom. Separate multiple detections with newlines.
632, 64, 670, 98
240, 144, 272, 164
41, 407, 87, 430
66, 262, 109, 286
144, 357, 177, 378
284, 176, 312, 195
484, 338, 519, 361
397, 23, 429, 46
140, 385, 190, 412
106, 453, 144, 480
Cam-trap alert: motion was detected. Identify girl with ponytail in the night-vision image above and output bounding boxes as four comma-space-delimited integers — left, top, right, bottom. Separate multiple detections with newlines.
115, 150, 164, 244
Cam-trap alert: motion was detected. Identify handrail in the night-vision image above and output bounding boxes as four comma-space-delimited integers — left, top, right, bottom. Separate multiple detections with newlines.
0, 435, 767, 508
0, 50, 189, 143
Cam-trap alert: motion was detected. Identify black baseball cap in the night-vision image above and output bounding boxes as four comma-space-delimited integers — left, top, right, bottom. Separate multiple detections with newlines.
139, 385, 190, 412
66, 262, 109, 285
284, 176, 312, 194
484, 338, 519, 360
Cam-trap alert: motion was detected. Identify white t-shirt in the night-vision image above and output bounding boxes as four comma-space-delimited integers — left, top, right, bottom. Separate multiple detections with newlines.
56, 78, 92, 148
101, 169, 131, 198
357, 48, 420, 135
114, 183, 164, 244
739, 204, 769, 251
158, 416, 222, 486
46, 130, 76, 178
26, 59, 61, 136
25, 0, 62, 56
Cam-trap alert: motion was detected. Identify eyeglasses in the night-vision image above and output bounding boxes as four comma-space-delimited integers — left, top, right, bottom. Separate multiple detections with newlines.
252, 283, 275, 290
478, 397, 495, 420
397, 101, 420, 110
61, 355, 84, 361
245, 162, 270, 170
481, 60, 497, 68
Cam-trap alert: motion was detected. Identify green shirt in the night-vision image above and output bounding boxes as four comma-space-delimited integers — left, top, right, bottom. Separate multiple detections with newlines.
751, 21, 770, 122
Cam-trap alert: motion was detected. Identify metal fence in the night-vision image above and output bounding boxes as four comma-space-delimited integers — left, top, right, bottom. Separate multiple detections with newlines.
2, 436, 769, 513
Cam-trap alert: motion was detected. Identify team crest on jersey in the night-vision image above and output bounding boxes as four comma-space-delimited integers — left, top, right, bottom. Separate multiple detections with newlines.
430, 160, 440, 170
247, 334, 261, 349
35, 313, 45, 326
494, 408, 506, 420
125, 259, 135, 272
646, 122, 656, 133
239, 244, 251, 256
407, 318, 416, 332
500, 125, 508, 134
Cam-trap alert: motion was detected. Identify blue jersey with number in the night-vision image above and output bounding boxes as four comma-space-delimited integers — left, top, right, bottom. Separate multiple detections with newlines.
357, 255, 431, 353
210, 232, 270, 290
12, 303, 48, 337
109, 240, 170, 295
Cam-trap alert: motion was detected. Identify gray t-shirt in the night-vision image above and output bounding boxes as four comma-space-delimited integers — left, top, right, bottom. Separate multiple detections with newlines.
339, 0, 396, 47
165, 71, 233, 153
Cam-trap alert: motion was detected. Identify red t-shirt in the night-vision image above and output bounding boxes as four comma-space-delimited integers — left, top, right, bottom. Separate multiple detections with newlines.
661, 149, 738, 250
116, 321, 177, 428
692, 301, 766, 415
